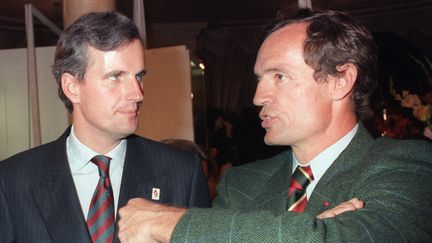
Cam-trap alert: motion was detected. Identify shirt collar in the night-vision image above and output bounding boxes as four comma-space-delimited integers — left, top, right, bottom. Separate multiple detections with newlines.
67, 125, 127, 171
292, 123, 359, 182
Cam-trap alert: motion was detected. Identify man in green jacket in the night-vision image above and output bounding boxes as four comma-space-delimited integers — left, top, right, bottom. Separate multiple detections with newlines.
118, 9, 432, 242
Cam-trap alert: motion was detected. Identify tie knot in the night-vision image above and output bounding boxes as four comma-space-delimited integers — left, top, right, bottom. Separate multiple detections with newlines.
291, 165, 314, 190
90, 155, 111, 178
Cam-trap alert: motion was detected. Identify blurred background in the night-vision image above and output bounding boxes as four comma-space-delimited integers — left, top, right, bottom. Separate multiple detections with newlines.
0, 0, 431, 169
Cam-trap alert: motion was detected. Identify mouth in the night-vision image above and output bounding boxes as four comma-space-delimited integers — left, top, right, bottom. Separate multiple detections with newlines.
118, 107, 140, 117
259, 112, 275, 129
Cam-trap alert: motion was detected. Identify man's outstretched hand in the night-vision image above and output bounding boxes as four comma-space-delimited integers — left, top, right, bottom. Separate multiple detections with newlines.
118, 198, 185, 243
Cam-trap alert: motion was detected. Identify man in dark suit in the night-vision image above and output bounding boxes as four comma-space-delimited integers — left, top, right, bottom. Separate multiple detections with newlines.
0, 12, 211, 243
117, 9, 432, 242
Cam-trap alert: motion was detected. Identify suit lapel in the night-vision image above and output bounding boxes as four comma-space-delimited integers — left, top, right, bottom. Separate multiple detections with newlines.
248, 151, 293, 214
114, 136, 165, 243
307, 123, 375, 214
116, 136, 158, 210
31, 128, 91, 243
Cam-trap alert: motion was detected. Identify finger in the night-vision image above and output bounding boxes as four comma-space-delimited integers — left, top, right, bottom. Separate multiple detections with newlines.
118, 228, 130, 243
129, 197, 144, 205
316, 198, 364, 219
348, 198, 364, 209
118, 198, 149, 225
118, 207, 132, 228
335, 198, 364, 212
118, 206, 138, 230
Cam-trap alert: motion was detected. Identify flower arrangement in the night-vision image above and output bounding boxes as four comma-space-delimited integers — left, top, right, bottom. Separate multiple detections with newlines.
389, 54, 432, 140
391, 89, 432, 139
376, 110, 420, 138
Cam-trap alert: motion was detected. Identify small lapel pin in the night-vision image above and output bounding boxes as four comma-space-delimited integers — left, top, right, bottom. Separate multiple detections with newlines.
152, 188, 160, 200
323, 201, 330, 207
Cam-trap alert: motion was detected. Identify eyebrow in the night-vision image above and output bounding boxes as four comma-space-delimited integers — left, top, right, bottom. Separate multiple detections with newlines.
263, 67, 286, 74
255, 67, 284, 78
103, 70, 124, 79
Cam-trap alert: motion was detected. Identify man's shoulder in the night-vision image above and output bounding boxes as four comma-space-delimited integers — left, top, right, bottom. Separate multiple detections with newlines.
343, 125, 431, 169
375, 136, 431, 149
127, 134, 162, 148
128, 135, 193, 154
371, 137, 432, 161
226, 149, 292, 178
126, 135, 199, 164
0, 140, 58, 176
349, 137, 432, 180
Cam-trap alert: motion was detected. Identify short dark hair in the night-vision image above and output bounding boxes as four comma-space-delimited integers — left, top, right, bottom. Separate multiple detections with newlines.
265, 9, 378, 120
52, 11, 142, 112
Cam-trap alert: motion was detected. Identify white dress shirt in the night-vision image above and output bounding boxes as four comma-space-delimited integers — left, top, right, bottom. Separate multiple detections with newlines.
292, 123, 359, 199
66, 126, 126, 219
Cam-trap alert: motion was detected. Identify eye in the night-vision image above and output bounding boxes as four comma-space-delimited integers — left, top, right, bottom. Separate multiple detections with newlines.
136, 73, 144, 82
108, 73, 121, 81
274, 73, 287, 82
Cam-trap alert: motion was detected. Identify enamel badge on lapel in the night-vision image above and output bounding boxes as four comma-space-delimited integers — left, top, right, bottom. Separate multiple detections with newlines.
152, 187, 160, 200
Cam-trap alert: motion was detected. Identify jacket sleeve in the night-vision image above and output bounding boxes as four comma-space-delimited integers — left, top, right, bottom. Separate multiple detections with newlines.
171, 141, 432, 242
187, 155, 212, 208
0, 178, 15, 242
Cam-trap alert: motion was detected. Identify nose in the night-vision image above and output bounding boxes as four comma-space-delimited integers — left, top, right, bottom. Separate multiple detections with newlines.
127, 78, 144, 103
253, 79, 271, 107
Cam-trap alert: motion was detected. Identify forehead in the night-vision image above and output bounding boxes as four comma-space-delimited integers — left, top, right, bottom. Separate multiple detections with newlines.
255, 23, 308, 71
86, 39, 143, 57
85, 39, 145, 68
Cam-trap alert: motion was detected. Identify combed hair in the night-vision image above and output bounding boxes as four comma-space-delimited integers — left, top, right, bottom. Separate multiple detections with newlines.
52, 11, 142, 112
265, 9, 378, 120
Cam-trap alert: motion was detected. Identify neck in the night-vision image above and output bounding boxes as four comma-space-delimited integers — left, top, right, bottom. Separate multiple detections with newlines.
293, 115, 357, 164
72, 124, 122, 155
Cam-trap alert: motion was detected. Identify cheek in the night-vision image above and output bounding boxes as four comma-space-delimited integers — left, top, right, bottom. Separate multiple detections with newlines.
279, 88, 306, 110
287, 91, 326, 121
308, 93, 333, 124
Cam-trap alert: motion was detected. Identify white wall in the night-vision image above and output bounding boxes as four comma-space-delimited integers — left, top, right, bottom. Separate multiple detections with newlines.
137, 45, 194, 142
0, 46, 69, 160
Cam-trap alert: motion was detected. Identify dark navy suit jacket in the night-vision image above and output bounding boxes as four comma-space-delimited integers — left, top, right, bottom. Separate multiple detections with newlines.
0, 128, 211, 243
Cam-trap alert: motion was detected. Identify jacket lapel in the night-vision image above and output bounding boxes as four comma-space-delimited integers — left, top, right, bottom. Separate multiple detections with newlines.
307, 123, 375, 214
114, 136, 165, 243
31, 128, 91, 243
248, 151, 294, 214
116, 136, 160, 210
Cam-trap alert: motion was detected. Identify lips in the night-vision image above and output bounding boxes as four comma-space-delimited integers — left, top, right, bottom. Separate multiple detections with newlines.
259, 112, 275, 129
118, 107, 139, 116
120, 111, 138, 116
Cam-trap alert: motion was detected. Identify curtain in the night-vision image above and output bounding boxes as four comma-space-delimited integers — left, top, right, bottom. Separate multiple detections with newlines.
196, 25, 264, 114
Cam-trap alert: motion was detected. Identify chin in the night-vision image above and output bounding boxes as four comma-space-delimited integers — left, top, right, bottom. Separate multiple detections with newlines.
117, 126, 138, 137
264, 133, 289, 146
264, 135, 277, 146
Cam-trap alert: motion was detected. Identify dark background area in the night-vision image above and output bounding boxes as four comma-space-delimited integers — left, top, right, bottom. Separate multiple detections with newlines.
0, 0, 431, 53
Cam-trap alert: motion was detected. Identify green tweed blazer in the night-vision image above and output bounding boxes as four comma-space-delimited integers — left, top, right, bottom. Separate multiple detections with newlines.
172, 124, 432, 242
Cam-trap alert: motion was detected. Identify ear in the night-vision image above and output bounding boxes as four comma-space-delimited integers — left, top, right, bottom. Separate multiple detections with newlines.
331, 63, 358, 101
61, 73, 80, 104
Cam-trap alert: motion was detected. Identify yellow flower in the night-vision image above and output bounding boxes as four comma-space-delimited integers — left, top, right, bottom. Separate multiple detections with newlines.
413, 105, 430, 122
401, 92, 421, 108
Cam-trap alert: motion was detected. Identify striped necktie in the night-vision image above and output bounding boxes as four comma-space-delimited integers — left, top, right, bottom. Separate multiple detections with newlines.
287, 165, 314, 212
87, 155, 115, 243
